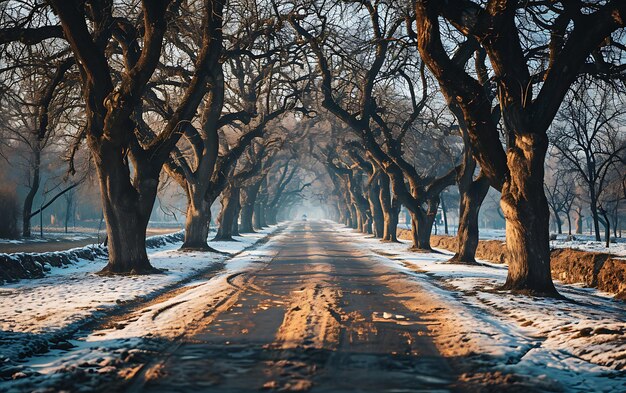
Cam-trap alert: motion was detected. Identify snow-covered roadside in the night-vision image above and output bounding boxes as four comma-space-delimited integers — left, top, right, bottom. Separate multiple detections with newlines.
0, 233, 94, 245
0, 226, 280, 383
479, 228, 626, 258
0, 231, 187, 283
398, 224, 626, 257
337, 225, 626, 392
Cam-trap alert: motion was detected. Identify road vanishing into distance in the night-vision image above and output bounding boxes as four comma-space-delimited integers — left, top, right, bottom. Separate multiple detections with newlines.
11, 221, 618, 392
129, 220, 456, 392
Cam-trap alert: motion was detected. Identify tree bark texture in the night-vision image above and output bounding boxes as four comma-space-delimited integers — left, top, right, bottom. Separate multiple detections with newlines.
239, 181, 262, 233
214, 185, 240, 241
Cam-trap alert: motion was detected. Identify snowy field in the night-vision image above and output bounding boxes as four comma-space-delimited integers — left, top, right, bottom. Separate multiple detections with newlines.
339, 225, 626, 392
477, 228, 626, 257
0, 226, 279, 384
0, 222, 184, 245
0, 232, 95, 244
398, 224, 626, 257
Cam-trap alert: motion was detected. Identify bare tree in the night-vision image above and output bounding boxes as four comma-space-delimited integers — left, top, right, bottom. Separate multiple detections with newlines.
552, 79, 626, 242
414, 0, 626, 295
544, 161, 576, 235
289, 1, 458, 250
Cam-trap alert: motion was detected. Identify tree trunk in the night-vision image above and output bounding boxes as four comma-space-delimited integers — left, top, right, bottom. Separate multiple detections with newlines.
256, 200, 267, 229
259, 202, 267, 227
240, 182, 261, 233
554, 212, 563, 235
349, 204, 358, 229
566, 212, 572, 236
231, 195, 241, 237
336, 201, 347, 225
574, 207, 583, 234
64, 194, 72, 234
379, 174, 399, 242
343, 202, 353, 227
599, 210, 611, 248
383, 210, 399, 242
409, 210, 430, 250
352, 201, 369, 233
240, 201, 255, 233
441, 195, 449, 235
354, 204, 364, 232
450, 177, 490, 264
358, 205, 372, 234
611, 204, 618, 238
408, 197, 439, 251
368, 181, 384, 238
266, 207, 278, 226
97, 154, 158, 275
181, 186, 213, 250
214, 186, 240, 241
590, 188, 602, 241
22, 149, 41, 238
500, 135, 557, 295
363, 214, 373, 234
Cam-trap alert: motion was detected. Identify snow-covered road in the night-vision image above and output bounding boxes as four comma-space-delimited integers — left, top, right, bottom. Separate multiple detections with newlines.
0, 226, 280, 383
1, 221, 625, 392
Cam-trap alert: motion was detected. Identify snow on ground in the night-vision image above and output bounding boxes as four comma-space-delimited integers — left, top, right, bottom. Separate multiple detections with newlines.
0, 226, 287, 392
0, 232, 94, 244
398, 224, 626, 257
0, 222, 184, 245
550, 235, 626, 257
336, 225, 626, 392
477, 228, 626, 257
0, 226, 279, 382
2, 222, 624, 391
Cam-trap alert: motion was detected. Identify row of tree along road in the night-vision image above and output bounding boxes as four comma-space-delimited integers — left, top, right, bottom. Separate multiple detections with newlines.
1, 0, 625, 297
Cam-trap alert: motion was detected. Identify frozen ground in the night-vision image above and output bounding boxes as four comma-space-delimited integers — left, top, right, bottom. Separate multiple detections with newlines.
0, 222, 183, 244
1, 222, 624, 392
0, 225, 184, 254
398, 224, 626, 257
0, 226, 279, 384
0, 232, 95, 244
341, 226, 626, 392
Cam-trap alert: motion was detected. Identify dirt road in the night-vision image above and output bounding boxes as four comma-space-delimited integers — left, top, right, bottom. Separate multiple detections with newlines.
131, 221, 454, 392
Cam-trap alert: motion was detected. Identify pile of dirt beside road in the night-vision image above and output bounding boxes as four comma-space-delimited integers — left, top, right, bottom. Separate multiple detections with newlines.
397, 228, 626, 299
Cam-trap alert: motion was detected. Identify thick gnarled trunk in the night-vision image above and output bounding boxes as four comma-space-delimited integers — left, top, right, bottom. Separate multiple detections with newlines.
231, 195, 241, 237
355, 204, 371, 234
239, 182, 261, 233
98, 152, 158, 274
368, 180, 384, 238
382, 210, 399, 242
379, 174, 399, 242
348, 204, 358, 229
450, 177, 489, 264
254, 197, 267, 230
408, 197, 439, 251
181, 189, 212, 250
409, 210, 430, 250
500, 136, 557, 295
266, 207, 278, 226
214, 185, 240, 241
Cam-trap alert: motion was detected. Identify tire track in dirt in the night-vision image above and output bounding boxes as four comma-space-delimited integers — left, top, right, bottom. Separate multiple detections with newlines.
126, 237, 285, 392
119, 221, 456, 393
